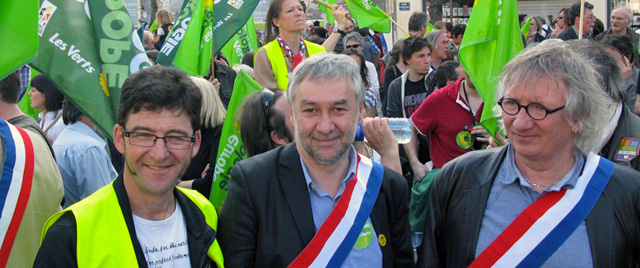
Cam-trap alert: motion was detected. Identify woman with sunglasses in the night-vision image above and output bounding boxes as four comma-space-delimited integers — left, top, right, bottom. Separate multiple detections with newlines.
253, 0, 348, 91
238, 89, 293, 157
549, 8, 569, 39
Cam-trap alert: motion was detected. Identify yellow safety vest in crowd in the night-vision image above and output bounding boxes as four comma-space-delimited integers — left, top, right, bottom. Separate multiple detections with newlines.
263, 39, 326, 90
40, 182, 224, 267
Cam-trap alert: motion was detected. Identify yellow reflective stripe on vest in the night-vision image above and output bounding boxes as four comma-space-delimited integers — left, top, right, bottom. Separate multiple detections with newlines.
263, 39, 326, 90
41, 182, 224, 267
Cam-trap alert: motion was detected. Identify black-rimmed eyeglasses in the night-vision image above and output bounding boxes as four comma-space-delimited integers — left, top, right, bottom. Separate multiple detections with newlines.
123, 129, 195, 150
262, 89, 275, 129
498, 97, 565, 120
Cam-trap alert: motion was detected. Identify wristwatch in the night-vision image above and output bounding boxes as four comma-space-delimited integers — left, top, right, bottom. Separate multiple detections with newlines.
336, 29, 346, 36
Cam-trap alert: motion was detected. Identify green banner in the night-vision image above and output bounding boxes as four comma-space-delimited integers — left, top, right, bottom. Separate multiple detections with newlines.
458, 0, 523, 140
345, 0, 391, 33
318, 0, 336, 24
149, 19, 158, 32
209, 71, 262, 210
30, 0, 150, 141
426, 22, 438, 35
220, 16, 258, 67
521, 17, 532, 39
1, 0, 39, 80
213, 0, 260, 56
156, 0, 213, 76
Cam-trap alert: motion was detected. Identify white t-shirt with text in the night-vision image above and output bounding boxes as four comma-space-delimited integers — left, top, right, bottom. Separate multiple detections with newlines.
133, 203, 191, 268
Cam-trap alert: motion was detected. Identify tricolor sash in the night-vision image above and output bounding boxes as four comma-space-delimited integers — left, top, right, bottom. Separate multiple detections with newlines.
0, 121, 35, 265
470, 154, 615, 268
289, 154, 384, 268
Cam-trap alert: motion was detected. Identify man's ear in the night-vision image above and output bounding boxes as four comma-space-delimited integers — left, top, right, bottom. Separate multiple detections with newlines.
192, 130, 202, 158
271, 130, 290, 146
113, 124, 125, 154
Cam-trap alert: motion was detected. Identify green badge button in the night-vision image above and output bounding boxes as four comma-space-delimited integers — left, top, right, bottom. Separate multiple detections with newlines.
456, 131, 473, 149
354, 221, 373, 249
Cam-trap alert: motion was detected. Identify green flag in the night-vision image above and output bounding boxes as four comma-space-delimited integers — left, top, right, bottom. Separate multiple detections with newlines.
318, 0, 336, 24
209, 71, 262, 210
221, 16, 259, 67
521, 17, 532, 39
1, 0, 39, 80
156, 0, 213, 76
213, 0, 260, 56
149, 19, 158, 32
30, 0, 150, 140
345, 0, 391, 33
426, 22, 438, 35
458, 0, 523, 140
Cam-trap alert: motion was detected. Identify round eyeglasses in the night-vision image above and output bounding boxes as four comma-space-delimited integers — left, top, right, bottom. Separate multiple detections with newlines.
498, 97, 565, 120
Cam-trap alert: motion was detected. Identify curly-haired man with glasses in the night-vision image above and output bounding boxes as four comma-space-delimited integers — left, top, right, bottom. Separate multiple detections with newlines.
35, 66, 224, 267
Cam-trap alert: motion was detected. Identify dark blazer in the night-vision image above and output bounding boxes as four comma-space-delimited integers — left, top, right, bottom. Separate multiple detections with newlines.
419, 146, 640, 267
557, 27, 579, 41
218, 143, 414, 267
601, 105, 640, 172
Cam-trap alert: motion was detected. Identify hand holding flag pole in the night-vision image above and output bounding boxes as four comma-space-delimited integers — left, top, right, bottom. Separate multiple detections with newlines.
314, 0, 351, 20
313, 0, 409, 35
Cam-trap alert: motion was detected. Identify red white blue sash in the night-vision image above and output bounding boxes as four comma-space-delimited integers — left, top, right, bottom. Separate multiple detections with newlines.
470, 154, 614, 268
289, 154, 384, 268
0, 121, 35, 264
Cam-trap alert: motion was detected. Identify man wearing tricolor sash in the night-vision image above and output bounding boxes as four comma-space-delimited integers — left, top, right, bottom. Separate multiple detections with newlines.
219, 54, 414, 267
419, 40, 640, 267
0, 120, 63, 267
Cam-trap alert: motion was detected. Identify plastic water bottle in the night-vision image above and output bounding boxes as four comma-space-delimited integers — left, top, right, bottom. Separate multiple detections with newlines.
354, 118, 412, 144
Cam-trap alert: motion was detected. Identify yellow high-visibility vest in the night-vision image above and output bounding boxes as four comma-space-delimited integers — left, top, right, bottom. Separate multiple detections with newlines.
41, 183, 224, 267
263, 39, 326, 90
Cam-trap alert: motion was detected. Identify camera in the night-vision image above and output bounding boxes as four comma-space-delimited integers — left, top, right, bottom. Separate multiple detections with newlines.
463, 125, 486, 150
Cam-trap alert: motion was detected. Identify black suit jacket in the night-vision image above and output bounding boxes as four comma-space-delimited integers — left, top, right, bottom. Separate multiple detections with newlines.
218, 143, 414, 267
557, 27, 579, 41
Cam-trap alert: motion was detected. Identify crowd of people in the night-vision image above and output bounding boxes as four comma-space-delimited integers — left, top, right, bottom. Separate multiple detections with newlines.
1, 0, 640, 266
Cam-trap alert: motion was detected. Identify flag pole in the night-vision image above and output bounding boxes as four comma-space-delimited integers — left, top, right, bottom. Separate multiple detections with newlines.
314, 0, 408, 35
314, 0, 352, 20
305, 0, 312, 21
578, 0, 585, 39
389, 16, 409, 36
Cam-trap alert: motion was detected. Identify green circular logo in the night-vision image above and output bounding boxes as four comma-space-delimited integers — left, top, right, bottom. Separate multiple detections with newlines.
354, 221, 373, 249
456, 131, 473, 149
